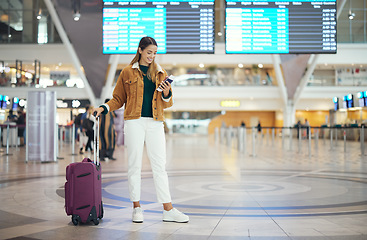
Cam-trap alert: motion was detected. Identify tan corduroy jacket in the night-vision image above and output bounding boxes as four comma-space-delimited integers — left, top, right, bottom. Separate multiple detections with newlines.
102, 62, 173, 121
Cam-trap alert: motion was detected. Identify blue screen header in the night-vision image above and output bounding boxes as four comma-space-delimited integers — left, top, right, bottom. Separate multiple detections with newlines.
104, 0, 214, 2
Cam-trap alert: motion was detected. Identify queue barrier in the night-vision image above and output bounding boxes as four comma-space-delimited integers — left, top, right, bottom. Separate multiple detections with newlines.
1, 123, 78, 159
215, 126, 367, 157
0, 123, 26, 156
57, 124, 78, 157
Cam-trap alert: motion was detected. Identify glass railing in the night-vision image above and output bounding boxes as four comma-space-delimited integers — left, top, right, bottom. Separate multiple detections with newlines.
308, 71, 367, 87
308, 75, 335, 86
337, 77, 367, 86
166, 67, 276, 87
0, 7, 62, 44
2, 71, 364, 89
170, 73, 275, 87
0, 72, 84, 88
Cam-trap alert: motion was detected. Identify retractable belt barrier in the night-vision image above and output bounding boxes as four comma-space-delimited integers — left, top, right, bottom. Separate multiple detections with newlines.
0, 123, 25, 156
217, 126, 367, 157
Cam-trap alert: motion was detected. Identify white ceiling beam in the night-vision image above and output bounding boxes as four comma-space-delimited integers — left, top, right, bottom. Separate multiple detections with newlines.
271, 54, 288, 106
100, 55, 120, 104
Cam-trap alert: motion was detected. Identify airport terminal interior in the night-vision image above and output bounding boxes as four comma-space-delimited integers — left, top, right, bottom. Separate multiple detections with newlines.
1, 0, 367, 239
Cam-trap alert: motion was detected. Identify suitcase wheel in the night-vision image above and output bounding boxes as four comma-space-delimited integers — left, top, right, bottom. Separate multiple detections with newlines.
72, 215, 79, 226
93, 219, 99, 225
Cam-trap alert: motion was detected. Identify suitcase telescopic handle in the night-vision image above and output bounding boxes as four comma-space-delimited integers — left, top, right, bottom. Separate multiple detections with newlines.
93, 112, 100, 166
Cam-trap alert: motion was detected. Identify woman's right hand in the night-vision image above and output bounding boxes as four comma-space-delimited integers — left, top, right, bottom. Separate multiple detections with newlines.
93, 107, 104, 118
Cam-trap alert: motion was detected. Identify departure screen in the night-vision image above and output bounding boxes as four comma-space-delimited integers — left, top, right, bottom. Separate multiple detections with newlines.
225, 0, 337, 54
103, 0, 215, 54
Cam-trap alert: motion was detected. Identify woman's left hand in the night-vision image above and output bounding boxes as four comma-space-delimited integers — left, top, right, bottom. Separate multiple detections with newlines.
160, 81, 171, 97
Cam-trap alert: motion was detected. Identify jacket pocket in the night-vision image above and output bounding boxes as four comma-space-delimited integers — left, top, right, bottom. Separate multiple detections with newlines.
124, 78, 138, 117
124, 78, 138, 97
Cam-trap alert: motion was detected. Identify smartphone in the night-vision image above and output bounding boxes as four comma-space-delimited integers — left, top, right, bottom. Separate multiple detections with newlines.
157, 75, 174, 92
164, 78, 173, 84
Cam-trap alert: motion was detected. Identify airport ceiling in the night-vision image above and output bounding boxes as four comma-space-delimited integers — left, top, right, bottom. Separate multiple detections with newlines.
53, 0, 108, 98
1, 0, 366, 96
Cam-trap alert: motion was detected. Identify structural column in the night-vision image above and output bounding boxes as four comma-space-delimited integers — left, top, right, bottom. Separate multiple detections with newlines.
284, 101, 296, 128
22, 0, 35, 42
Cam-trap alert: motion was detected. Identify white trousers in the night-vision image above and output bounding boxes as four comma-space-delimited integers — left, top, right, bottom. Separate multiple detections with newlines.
124, 117, 171, 203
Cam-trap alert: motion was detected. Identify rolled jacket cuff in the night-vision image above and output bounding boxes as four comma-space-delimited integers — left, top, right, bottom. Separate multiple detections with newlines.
100, 104, 109, 114
161, 90, 172, 102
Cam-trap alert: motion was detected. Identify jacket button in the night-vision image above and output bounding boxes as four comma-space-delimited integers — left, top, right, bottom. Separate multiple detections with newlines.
154, 99, 157, 101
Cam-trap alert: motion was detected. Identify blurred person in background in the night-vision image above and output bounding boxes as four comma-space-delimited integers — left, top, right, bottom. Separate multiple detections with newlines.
99, 99, 116, 161
16, 108, 25, 146
82, 107, 94, 153
257, 121, 262, 135
7, 110, 17, 122
304, 118, 310, 138
79, 106, 90, 154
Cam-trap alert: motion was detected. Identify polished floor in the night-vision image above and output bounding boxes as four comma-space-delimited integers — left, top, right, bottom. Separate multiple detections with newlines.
0, 133, 367, 240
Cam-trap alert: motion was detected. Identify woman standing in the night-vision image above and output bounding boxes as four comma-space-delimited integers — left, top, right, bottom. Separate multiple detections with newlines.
94, 36, 189, 223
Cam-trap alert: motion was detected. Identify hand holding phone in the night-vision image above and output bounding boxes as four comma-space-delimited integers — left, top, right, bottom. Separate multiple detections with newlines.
157, 75, 174, 92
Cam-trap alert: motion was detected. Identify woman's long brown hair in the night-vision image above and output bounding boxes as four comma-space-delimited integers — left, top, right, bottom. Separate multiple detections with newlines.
130, 36, 158, 83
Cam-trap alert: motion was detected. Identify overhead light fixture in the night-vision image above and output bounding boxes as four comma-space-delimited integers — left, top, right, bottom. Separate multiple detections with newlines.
348, 1, 355, 20
348, 12, 355, 20
19, 99, 27, 107
73, 0, 81, 21
220, 100, 240, 108
37, 9, 42, 20
72, 100, 81, 108
73, 11, 81, 21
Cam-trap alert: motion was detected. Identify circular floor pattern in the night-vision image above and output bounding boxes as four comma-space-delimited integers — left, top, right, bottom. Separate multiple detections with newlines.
100, 170, 367, 217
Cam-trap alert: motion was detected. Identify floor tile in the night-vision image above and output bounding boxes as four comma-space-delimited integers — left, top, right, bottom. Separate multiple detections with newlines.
0, 135, 366, 240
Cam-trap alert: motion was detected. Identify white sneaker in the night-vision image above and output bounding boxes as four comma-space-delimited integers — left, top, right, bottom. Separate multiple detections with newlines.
132, 207, 143, 223
163, 208, 189, 223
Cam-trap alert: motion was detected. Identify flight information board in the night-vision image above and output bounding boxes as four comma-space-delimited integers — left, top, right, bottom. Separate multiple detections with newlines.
225, 0, 337, 54
103, 0, 215, 54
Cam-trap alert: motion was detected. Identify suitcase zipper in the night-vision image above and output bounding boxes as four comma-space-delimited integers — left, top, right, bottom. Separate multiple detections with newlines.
77, 172, 91, 178
76, 204, 91, 210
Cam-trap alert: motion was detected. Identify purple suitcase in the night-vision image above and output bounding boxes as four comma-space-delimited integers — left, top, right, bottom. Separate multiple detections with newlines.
65, 116, 103, 225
